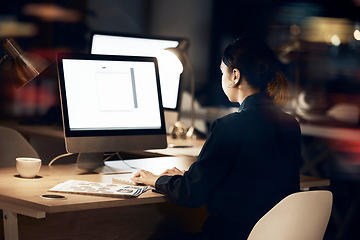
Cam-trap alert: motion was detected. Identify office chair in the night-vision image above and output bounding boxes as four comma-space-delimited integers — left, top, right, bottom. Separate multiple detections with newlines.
247, 190, 333, 240
0, 126, 39, 167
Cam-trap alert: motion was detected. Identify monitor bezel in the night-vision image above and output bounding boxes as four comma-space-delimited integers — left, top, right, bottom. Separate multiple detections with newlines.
89, 31, 186, 112
57, 52, 167, 140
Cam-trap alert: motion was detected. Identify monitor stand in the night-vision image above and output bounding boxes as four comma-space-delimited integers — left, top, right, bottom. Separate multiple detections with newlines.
77, 152, 134, 174
164, 110, 179, 134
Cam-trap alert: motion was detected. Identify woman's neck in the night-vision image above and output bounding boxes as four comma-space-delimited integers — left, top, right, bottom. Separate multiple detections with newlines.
237, 79, 259, 104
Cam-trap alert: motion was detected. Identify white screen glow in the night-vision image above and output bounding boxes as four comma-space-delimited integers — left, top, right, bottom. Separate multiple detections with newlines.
62, 59, 162, 131
91, 34, 182, 109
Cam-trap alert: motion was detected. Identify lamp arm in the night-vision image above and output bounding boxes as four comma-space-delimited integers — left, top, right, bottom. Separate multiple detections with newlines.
183, 52, 196, 129
0, 54, 9, 65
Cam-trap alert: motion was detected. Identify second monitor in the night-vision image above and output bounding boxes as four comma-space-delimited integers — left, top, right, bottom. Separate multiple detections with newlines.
90, 32, 186, 126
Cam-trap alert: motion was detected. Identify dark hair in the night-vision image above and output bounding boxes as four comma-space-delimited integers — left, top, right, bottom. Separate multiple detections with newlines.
222, 36, 289, 106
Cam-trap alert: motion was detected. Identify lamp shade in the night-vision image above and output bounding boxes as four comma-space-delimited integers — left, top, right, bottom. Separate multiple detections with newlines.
165, 39, 190, 64
2, 38, 51, 88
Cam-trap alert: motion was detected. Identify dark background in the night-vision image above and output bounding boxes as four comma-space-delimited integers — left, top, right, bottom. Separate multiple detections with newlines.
0, 1, 360, 239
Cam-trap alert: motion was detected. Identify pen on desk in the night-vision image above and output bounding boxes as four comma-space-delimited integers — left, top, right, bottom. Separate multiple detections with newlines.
168, 144, 193, 148
100, 171, 133, 175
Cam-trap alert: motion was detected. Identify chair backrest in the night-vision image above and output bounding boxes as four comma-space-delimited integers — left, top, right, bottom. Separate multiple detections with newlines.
247, 190, 333, 240
0, 126, 39, 167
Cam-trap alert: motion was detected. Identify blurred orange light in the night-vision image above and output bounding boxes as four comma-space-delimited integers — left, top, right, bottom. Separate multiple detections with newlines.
331, 34, 341, 46
354, 29, 360, 40
301, 17, 353, 44
22, 3, 81, 22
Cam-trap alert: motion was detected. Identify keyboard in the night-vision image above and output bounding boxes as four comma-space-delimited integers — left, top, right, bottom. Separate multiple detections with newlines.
112, 176, 140, 186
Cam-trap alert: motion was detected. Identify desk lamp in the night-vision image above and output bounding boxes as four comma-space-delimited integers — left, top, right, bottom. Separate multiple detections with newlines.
166, 40, 202, 139
0, 38, 51, 88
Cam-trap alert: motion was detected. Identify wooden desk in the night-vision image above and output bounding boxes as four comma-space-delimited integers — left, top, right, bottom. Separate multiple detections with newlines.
0, 123, 330, 239
300, 123, 360, 141
0, 156, 196, 240
0, 155, 330, 240
299, 174, 330, 190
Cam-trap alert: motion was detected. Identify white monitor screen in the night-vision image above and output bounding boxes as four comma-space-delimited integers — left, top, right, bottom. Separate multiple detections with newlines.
57, 53, 167, 151
90, 32, 183, 110
62, 58, 162, 132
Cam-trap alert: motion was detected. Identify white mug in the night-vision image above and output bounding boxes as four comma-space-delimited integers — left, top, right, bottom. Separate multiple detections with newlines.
16, 157, 42, 178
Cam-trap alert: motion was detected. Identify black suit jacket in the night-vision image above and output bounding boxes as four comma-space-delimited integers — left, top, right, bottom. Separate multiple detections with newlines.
155, 93, 301, 239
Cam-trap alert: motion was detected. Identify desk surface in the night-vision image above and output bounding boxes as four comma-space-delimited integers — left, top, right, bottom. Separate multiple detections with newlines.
300, 123, 360, 141
0, 156, 197, 214
0, 122, 330, 215
0, 156, 329, 216
0, 122, 331, 240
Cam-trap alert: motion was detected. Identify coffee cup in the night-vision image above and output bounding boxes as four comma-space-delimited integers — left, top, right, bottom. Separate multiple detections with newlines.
16, 157, 42, 178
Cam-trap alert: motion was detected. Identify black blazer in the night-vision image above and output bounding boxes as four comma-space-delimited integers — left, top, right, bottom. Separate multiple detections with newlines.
155, 93, 301, 239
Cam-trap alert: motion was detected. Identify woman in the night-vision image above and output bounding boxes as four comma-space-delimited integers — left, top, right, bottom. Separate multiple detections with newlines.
132, 36, 301, 239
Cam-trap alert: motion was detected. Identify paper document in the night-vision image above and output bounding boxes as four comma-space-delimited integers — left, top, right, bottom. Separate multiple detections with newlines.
49, 180, 151, 197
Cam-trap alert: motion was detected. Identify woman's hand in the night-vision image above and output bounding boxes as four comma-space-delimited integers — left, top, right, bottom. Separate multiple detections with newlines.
131, 170, 159, 187
161, 167, 185, 176
131, 167, 185, 187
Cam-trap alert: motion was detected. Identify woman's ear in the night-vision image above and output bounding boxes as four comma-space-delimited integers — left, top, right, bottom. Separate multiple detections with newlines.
233, 68, 241, 86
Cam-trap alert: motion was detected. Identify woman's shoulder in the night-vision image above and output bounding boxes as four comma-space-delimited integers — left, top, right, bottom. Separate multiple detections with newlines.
216, 111, 242, 123
277, 109, 300, 126
210, 111, 246, 131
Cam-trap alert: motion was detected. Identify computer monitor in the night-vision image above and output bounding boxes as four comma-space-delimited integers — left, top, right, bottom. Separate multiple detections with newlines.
57, 53, 167, 173
90, 32, 185, 126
